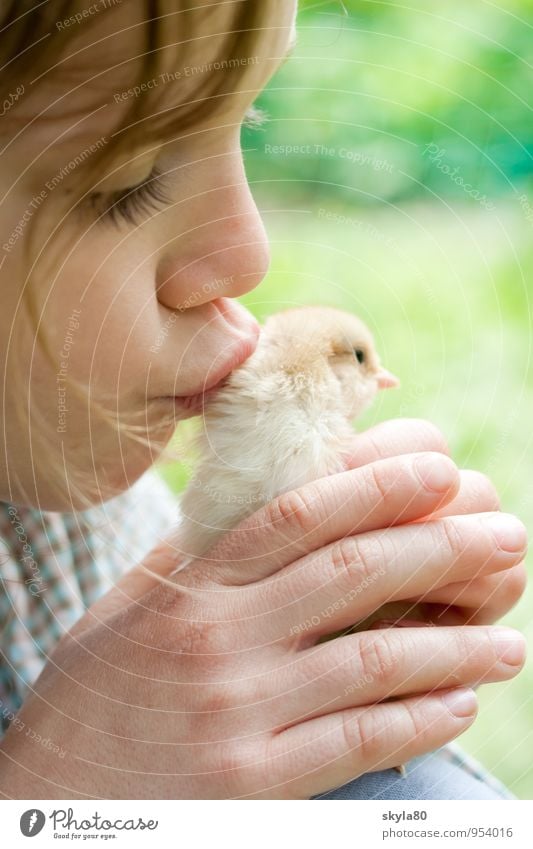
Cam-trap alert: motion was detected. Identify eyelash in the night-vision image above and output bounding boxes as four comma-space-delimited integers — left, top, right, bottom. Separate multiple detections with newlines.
88, 164, 171, 226
86, 107, 267, 228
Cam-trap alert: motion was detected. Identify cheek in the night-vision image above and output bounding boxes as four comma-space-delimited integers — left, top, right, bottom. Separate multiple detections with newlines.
42, 241, 161, 397
334, 368, 378, 418
353, 378, 379, 413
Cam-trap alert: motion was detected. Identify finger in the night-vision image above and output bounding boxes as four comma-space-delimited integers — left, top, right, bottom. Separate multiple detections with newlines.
272, 626, 526, 726
207, 452, 460, 584
272, 512, 527, 640
342, 418, 450, 469
420, 469, 500, 520
269, 688, 478, 799
407, 562, 527, 625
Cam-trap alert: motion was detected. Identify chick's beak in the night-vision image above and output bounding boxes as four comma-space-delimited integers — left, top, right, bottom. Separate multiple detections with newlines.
376, 367, 400, 389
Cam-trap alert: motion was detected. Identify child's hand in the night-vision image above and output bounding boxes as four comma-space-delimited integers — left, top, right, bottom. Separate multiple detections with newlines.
0, 423, 526, 799
344, 418, 527, 628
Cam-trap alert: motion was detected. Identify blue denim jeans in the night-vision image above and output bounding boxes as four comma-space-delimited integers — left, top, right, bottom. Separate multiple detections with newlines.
313, 747, 513, 800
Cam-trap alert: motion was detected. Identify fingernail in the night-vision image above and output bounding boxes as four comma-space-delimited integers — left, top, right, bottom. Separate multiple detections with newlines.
484, 513, 527, 553
441, 687, 478, 717
414, 454, 456, 493
490, 628, 527, 666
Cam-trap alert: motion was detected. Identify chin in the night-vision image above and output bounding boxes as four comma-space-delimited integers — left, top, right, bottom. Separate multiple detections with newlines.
59, 436, 174, 512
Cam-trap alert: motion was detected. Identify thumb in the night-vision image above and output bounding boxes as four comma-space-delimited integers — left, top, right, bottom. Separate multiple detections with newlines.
343, 418, 450, 469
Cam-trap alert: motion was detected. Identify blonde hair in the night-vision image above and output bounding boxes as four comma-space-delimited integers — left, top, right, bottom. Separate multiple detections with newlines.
0, 0, 271, 508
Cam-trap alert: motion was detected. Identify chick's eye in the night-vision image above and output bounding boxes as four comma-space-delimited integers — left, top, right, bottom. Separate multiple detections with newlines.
88, 164, 171, 226
354, 348, 366, 364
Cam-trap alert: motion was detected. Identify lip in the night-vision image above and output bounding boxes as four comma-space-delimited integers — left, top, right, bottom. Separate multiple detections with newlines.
175, 334, 258, 413
168, 314, 260, 415
165, 300, 259, 414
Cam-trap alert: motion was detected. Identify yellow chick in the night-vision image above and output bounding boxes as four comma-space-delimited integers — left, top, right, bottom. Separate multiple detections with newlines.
177, 306, 398, 558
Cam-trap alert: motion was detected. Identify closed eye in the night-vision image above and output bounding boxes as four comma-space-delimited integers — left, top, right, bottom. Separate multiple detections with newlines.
88, 164, 171, 227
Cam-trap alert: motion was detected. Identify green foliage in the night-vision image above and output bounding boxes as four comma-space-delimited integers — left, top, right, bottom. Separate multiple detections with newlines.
242, 0, 533, 205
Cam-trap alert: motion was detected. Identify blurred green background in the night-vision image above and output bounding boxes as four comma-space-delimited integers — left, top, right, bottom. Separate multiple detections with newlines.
160, 0, 533, 798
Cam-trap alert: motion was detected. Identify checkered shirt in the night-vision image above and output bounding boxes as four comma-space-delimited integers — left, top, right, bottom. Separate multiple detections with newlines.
0, 469, 178, 734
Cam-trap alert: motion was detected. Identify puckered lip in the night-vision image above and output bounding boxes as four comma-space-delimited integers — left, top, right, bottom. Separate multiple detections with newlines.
174, 334, 258, 413
155, 298, 260, 415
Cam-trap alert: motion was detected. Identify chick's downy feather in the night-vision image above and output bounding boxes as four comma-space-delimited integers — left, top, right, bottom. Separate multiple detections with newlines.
177, 306, 398, 558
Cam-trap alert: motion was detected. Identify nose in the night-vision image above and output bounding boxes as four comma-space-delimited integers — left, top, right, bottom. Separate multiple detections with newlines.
155, 180, 270, 311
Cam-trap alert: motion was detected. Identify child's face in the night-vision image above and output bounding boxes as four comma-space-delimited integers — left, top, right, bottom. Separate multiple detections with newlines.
0, 1, 297, 509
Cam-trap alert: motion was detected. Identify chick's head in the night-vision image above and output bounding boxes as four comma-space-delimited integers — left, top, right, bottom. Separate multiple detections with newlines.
262, 306, 399, 420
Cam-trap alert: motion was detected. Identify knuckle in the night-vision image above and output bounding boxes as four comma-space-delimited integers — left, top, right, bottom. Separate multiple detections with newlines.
346, 700, 428, 770
329, 538, 360, 579
266, 486, 320, 536
200, 678, 253, 715
330, 536, 384, 587
452, 627, 481, 668
149, 582, 182, 619
356, 634, 397, 685
367, 462, 394, 503
439, 518, 465, 564
217, 739, 271, 796
347, 710, 381, 765
216, 742, 242, 775
178, 619, 229, 659
341, 711, 367, 759
348, 699, 433, 769
401, 699, 427, 740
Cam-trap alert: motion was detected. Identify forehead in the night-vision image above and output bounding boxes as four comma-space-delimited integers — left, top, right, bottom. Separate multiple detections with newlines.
7, 1, 296, 155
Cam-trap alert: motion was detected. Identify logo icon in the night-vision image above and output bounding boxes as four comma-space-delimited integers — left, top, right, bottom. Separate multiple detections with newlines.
20, 809, 46, 837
